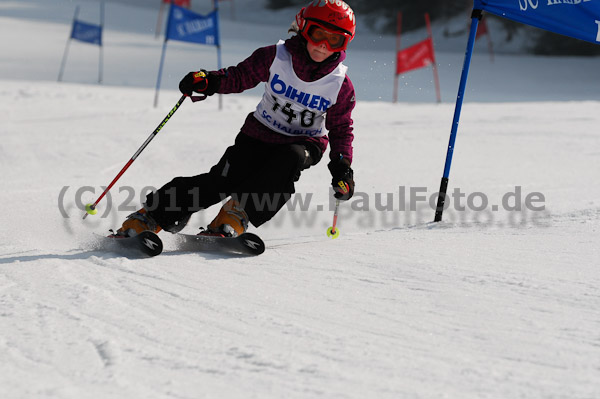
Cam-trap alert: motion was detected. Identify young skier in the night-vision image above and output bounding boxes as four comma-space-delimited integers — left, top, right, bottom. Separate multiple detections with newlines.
117, 0, 357, 238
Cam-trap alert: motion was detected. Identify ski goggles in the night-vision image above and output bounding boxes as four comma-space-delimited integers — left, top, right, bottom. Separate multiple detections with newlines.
305, 22, 350, 51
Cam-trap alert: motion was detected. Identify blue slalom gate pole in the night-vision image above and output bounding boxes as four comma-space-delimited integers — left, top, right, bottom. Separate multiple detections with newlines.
434, 9, 482, 222
98, 0, 104, 84
214, 2, 223, 111
154, 3, 174, 108
154, 38, 168, 108
58, 6, 79, 82
217, 43, 223, 110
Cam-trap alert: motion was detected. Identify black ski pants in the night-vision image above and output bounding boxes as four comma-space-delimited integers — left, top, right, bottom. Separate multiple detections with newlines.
145, 133, 322, 232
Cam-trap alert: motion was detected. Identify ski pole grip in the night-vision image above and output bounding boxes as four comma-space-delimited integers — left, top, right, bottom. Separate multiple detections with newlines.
193, 70, 207, 83
189, 71, 209, 102
192, 71, 208, 91
336, 181, 349, 194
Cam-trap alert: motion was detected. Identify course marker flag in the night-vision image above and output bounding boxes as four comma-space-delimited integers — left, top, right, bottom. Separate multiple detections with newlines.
433, 0, 600, 222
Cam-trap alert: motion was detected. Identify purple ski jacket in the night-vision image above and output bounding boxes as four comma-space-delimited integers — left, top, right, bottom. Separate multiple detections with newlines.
211, 35, 355, 164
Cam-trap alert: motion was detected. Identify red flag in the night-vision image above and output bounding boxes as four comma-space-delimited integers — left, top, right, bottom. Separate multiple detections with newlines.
396, 38, 434, 75
162, 0, 191, 7
476, 18, 488, 39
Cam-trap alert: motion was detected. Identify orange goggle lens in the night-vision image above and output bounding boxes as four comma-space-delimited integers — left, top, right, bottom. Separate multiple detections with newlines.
306, 25, 347, 50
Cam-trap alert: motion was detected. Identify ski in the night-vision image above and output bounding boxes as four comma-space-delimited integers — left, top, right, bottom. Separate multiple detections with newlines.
102, 230, 164, 257
174, 232, 265, 256
96, 231, 263, 257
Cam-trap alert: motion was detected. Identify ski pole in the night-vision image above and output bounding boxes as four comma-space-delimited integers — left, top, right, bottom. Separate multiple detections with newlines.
83, 94, 204, 219
327, 178, 349, 239
326, 199, 341, 239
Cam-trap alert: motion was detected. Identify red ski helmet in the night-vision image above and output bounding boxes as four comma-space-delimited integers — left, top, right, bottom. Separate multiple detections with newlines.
295, 0, 356, 52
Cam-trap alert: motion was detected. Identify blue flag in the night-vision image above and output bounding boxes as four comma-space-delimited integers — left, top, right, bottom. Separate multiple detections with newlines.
71, 20, 102, 46
166, 5, 219, 46
474, 0, 600, 44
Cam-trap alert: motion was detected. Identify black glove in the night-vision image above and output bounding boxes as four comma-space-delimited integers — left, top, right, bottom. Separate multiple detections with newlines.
179, 70, 219, 96
328, 157, 354, 201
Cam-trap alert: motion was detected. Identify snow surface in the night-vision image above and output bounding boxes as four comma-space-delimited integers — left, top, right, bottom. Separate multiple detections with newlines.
1, 0, 600, 398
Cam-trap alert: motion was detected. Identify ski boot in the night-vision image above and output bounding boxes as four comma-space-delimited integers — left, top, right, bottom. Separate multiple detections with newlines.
115, 208, 162, 237
200, 199, 248, 238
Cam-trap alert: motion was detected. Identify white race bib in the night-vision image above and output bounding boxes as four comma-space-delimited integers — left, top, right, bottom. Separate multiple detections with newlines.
253, 41, 347, 138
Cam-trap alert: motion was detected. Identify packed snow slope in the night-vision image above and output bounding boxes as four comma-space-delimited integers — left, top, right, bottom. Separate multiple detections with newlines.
1, 1, 599, 398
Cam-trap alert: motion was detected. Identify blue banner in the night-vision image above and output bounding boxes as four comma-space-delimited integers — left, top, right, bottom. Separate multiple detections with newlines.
71, 20, 102, 46
474, 0, 600, 44
166, 5, 219, 46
